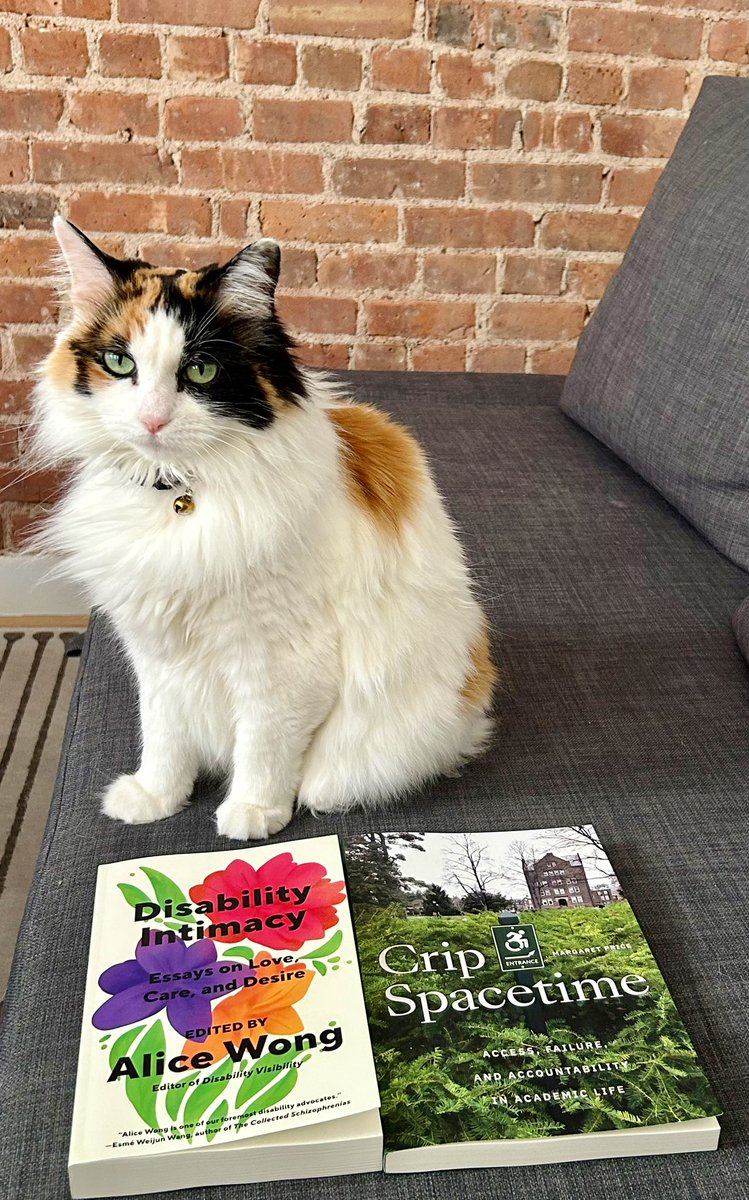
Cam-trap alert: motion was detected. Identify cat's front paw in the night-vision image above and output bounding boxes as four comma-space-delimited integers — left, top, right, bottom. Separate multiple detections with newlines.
215, 797, 293, 841
101, 774, 187, 825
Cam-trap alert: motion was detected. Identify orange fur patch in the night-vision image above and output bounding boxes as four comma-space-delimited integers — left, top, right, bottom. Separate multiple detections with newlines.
329, 403, 424, 535
44, 340, 77, 392
461, 622, 496, 711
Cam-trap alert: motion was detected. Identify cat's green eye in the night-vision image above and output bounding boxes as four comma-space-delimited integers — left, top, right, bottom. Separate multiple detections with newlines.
103, 350, 136, 378
185, 360, 218, 385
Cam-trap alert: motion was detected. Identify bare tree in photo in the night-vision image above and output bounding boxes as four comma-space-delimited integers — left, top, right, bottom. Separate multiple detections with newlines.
442, 834, 510, 911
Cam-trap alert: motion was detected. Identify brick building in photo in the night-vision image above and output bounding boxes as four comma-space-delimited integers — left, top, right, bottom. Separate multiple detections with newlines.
524, 849, 604, 908
0, 0, 747, 547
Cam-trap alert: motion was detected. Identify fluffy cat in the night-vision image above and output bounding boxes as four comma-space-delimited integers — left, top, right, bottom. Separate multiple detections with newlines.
30, 217, 495, 841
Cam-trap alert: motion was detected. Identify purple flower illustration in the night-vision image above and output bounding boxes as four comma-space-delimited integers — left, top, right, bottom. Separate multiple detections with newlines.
92, 939, 253, 1041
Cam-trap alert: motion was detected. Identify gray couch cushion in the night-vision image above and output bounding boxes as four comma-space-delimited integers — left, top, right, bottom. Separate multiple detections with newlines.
2, 371, 749, 1198
561, 76, 749, 571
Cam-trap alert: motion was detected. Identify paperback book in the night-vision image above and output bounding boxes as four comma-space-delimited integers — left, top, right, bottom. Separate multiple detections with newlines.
69, 835, 381, 1198
345, 826, 721, 1172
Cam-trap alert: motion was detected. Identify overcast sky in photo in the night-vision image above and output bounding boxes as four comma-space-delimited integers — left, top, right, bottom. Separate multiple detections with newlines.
389, 827, 620, 901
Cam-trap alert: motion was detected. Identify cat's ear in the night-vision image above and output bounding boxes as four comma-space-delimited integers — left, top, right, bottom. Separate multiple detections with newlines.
53, 215, 117, 310
216, 239, 281, 315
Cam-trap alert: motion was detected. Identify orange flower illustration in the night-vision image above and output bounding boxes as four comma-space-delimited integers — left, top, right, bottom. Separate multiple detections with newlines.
182, 959, 315, 1064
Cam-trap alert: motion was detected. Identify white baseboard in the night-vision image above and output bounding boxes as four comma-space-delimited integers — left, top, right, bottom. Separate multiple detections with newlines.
0, 553, 89, 618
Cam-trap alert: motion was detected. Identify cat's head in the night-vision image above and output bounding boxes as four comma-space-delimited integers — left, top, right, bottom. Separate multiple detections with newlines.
36, 217, 306, 482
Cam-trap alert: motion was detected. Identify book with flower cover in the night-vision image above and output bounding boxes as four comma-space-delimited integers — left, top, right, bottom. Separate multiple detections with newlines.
69, 835, 381, 1199
345, 828, 721, 1173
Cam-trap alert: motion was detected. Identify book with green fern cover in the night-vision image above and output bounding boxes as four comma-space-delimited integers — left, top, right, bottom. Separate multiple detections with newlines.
345, 827, 721, 1172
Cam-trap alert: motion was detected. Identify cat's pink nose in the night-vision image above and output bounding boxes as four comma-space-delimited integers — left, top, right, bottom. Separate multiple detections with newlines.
141, 415, 170, 435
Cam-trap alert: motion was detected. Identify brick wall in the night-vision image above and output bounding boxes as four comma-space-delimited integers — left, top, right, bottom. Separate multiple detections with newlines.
0, 1, 747, 552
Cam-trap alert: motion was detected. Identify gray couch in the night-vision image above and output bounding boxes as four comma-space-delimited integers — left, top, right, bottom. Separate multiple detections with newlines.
1, 369, 748, 1198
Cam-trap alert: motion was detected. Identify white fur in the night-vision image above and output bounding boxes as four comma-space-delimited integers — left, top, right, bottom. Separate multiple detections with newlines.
32, 307, 492, 840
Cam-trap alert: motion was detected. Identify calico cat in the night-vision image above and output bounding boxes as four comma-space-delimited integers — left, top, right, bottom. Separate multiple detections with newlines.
31, 217, 495, 840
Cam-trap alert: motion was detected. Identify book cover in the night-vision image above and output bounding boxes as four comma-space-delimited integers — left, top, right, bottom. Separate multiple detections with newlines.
70, 835, 380, 1180
346, 827, 720, 1162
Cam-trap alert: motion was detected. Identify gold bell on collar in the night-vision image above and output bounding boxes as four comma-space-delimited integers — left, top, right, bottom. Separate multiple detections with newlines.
173, 490, 195, 515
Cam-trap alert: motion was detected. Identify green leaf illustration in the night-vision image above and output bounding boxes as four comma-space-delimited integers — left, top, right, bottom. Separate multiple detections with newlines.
108, 1024, 145, 1073
237, 1067, 299, 1130
297, 930, 342, 960
206, 1100, 229, 1143
223, 947, 255, 962
236, 1047, 300, 1108
165, 1071, 200, 1122
117, 883, 152, 912
125, 1020, 166, 1133
139, 865, 196, 923
312, 960, 327, 975
182, 1057, 234, 1140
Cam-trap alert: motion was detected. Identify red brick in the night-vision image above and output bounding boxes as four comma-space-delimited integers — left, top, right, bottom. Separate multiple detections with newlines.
473, 163, 601, 205
0, 282, 56, 323
0, 464, 63, 503
0, 236, 56, 277
21, 27, 89, 75
0, 0, 57, 10
237, 39, 297, 85
505, 59, 562, 101
531, 344, 577, 374
294, 342, 350, 369
0, 379, 33, 416
137, 240, 239, 268
99, 32, 161, 78
366, 299, 474, 339
0, 90, 62, 132
275, 293, 357, 335
432, 3, 476, 49
522, 110, 554, 150
333, 157, 464, 201
424, 252, 495, 294
166, 97, 244, 141
362, 104, 430, 145
303, 45, 361, 90
0, 28, 10, 71
4, 506, 44, 552
489, 5, 563, 51
0, 144, 29, 186
182, 148, 323, 194
10, 330, 54, 372
541, 212, 638, 253
607, 166, 663, 207
601, 114, 685, 158
33, 142, 177, 187
472, 345, 526, 372
569, 8, 702, 60
0, 190, 57, 230
490, 300, 586, 341
255, 98, 352, 143
279, 247, 316, 288
629, 65, 686, 111
219, 199, 248, 241
317, 250, 416, 290
68, 192, 211, 237
566, 260, 619, 299
411, 344, 466, 371
167, 35, 229, 81
433, 106, 520, 149
437, 52, 494, 99
406, 206, 533, 248
70, 92, 158, 137
709, 20, 749, 64
503, 255, 563, 296
0, 426, 18, 464
567, 62, 623, 105
62, 0, 110, 15
270, 0, 415, 38
372, 46, 430, 93
262, 200, 397, 244
556, 112, 593, 153
120, 0, 260, 27
351, 342, 407, 370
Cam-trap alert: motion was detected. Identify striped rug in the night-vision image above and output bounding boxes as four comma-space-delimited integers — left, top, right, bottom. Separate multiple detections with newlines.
0, 629, 83, 1000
